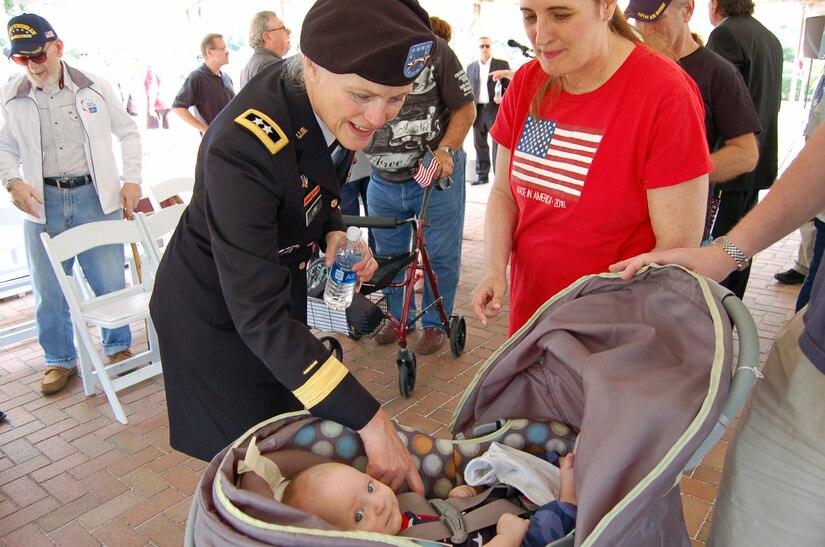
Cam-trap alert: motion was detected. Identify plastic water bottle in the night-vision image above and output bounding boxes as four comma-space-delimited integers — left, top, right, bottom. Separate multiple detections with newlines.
324, 226, 365, 310
494, 80, 503, 101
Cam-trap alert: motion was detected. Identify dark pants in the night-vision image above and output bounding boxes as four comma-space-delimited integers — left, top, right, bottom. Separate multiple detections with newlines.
711, 189, 760, 300
797, 218, 825, 311
473, 103, 499, 179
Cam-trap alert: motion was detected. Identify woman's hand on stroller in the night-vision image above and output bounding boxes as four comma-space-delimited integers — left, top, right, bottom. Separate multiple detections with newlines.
358, 408, 425, 495
471, 272, 509, 325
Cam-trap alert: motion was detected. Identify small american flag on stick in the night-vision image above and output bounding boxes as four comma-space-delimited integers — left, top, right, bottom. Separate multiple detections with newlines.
412, 147, 440, 188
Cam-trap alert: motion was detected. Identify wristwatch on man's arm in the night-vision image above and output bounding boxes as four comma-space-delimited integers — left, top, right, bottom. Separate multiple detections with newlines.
437, 146, 454, 158
3, 177, 22, 192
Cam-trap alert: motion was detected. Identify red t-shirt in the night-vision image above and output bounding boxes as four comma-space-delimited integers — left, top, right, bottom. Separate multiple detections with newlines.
491, 45, 712, 334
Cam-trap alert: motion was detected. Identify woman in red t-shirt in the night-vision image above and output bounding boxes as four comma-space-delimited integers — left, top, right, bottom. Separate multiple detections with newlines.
472, 0, 712, 335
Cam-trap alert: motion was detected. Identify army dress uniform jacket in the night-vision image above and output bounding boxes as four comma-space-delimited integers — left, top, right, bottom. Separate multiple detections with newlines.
149, 62, 379, 461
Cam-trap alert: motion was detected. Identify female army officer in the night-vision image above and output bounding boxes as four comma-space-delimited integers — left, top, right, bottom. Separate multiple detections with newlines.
149, 0, 435, 495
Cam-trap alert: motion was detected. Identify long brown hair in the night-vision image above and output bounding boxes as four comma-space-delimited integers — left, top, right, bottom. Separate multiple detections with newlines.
529, 7, 640, 118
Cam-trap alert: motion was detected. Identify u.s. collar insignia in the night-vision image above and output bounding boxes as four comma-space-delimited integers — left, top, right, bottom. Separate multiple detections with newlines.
295, 127, 308, 139
403, 41, 433, 79
235, 109, 288, 155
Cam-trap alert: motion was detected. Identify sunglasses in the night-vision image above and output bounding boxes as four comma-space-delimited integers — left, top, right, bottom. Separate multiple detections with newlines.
10, 41, 54, 66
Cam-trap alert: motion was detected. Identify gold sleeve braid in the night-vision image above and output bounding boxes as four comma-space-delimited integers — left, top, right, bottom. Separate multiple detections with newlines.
292, 354, 349, 409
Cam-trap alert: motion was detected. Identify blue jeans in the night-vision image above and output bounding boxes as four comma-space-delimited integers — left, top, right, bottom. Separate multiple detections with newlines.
24, 183, 131, 369
797, 218, 825, 311
341, 175, 376, 253
367, 148, 466, 331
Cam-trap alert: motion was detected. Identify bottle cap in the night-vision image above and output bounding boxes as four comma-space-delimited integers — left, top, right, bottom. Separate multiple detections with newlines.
345, 226, 362, 241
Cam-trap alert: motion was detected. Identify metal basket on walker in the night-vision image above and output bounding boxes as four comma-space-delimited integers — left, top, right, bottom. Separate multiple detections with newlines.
306, 279, 387, 341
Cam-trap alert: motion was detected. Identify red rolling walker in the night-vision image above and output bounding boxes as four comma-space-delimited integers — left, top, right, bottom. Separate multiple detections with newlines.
343, 183, 467, 397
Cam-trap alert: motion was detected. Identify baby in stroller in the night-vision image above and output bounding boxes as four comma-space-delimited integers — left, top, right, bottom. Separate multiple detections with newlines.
281, 452, 577, 546
189, 265, 761, 546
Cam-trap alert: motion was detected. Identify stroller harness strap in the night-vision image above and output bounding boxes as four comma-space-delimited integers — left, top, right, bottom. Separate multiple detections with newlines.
396, 488, 528, 542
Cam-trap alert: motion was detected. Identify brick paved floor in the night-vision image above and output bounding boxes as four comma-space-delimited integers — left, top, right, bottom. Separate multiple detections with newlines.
0, 177, 805, 546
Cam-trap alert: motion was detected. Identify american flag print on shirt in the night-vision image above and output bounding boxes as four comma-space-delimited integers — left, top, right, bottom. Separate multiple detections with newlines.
512, 115, 602, 206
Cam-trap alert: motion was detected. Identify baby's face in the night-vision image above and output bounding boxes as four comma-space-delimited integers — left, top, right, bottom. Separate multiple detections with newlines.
307, 464, 403, 534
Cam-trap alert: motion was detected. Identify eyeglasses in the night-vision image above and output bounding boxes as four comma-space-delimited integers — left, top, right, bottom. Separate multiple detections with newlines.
10, 41, 54, 66
209, 46, 230, 52
266, 26, 289, 34
479, 44, 491, 49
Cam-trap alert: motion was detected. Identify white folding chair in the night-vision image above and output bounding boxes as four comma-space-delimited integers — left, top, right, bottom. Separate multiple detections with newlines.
39, 218, 162, 424
145, 176, 195, 211
135, 203, 187, 278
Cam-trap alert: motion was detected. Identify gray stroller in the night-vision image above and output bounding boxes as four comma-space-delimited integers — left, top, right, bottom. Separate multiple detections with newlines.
185, 265, 761, 546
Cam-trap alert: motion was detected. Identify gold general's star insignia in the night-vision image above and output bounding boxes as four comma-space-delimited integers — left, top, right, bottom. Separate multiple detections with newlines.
235, 109, 288, 155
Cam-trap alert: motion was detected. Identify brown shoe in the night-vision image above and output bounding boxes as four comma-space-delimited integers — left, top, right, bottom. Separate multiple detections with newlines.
108, 349, 133, 363
373, 323, 397, 345
41, 366, 78, 395
416, 328, 444, 355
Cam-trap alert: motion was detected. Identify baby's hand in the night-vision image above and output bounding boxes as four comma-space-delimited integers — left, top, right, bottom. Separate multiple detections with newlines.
492, 513, 530, 545
448, 484, 479, 498
558, 452, 577, 505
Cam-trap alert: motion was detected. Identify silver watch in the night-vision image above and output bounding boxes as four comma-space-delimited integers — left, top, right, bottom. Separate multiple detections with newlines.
711, 236, 750, 271
437, 146, 454, 157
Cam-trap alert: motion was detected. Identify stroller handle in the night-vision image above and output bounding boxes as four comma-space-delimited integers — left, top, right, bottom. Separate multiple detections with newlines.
682, 278, 761, 471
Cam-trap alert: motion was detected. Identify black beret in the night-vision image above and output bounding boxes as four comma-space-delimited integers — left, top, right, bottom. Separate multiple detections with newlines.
301, 0, 437, 87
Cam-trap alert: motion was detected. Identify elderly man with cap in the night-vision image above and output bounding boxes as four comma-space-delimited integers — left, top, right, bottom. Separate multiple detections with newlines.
0, 13, 141, 396
626, 0, 761, 245
149, 0, 435, 493
240, 10, 291, 89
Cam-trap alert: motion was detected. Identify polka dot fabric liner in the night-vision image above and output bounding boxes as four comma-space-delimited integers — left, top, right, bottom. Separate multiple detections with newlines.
286, 418, 578, 499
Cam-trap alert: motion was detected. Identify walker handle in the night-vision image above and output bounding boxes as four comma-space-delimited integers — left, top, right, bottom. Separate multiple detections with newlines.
342, 215, 411, 229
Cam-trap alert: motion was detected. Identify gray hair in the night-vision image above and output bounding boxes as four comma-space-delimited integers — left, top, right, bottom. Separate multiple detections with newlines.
249, 11, 278, 48
282, 54, 306, 91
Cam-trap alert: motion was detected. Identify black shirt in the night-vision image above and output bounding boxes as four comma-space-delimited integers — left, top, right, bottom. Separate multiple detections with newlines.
707, 14, 783, 192
172, 63, 236, 126
679, 46, 761, 154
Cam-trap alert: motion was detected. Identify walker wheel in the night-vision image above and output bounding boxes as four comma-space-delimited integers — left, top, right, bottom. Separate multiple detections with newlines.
319, 336, 344, 362
347, 322, 363, 340
397, 349, 417, 398
449, 315, 466, 356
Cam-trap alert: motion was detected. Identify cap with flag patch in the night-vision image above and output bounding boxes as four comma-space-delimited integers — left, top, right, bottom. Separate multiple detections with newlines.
301, 0, 436, 86
7, 13, 57, 57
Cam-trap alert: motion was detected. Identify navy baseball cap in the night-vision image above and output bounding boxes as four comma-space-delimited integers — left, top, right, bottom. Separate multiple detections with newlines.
625, 0, 674, 21
7, 13, 58, 57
